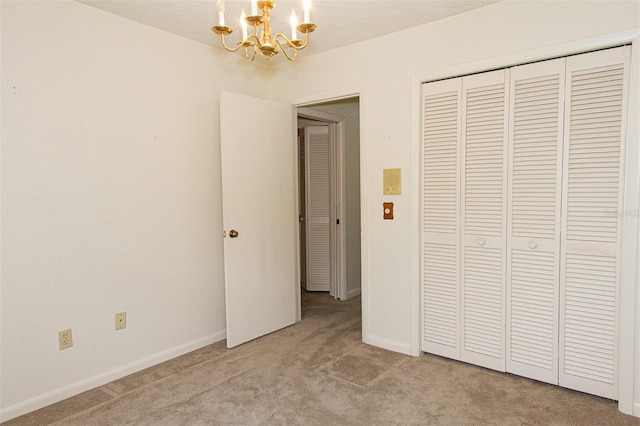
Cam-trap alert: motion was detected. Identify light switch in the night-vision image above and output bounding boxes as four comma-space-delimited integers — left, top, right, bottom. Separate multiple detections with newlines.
383, 168, 402, 195
383, 202, 394, 220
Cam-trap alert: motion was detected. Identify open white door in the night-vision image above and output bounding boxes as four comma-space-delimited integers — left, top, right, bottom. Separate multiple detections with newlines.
220, 91, 297, 348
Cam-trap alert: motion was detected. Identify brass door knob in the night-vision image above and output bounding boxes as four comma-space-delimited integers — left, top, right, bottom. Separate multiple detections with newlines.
229, 230, 239, 238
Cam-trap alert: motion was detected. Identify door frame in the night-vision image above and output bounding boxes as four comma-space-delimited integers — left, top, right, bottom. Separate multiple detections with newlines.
298, 110, 345, 300
289, 87, 366, 329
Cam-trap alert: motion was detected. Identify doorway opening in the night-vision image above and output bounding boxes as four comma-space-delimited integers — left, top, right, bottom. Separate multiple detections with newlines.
297, 97, 361, 316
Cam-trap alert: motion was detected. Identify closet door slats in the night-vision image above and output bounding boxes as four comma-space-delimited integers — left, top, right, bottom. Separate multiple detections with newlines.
559, 47, 630, 400
460, 70, 508, 372
305, 126, 331, 291
506, 58, 564, 385
421, 46, 630, 400
422, 78, 461, 359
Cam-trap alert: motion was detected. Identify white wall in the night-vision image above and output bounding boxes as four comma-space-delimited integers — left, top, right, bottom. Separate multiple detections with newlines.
0, 0, 271, 420
273, 0, 640, 414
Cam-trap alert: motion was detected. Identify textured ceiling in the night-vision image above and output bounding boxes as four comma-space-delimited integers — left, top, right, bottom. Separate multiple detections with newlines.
75, 0, 499, 63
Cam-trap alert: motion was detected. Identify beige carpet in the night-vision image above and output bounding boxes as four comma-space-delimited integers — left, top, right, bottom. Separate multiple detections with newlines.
4, 291, 639, 425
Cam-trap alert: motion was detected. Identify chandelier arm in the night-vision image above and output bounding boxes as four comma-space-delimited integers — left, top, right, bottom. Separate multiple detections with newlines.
297, 29, 311, 50
217, 33, 261, 54
246, 34, 260, 44
245, 46, 257, 61
274, 38, 297, 61
219, 34, 245, 53
274, 31, 310, 51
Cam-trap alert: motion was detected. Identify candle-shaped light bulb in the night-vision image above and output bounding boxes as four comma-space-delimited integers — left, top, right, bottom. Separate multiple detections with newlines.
216, 0, 225, 26
240, 9, 248, 39
290, 10, 298, 40
251, 0, 257, 16
303, 0, 311, 23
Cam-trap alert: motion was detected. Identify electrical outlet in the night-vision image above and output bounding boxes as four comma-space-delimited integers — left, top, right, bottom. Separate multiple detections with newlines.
58, 329, 73, 350
115, 312, 126, 330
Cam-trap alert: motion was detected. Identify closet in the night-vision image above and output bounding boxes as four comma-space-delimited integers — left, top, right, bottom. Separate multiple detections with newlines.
421, 46, 630, 399
299, 125, 334, 293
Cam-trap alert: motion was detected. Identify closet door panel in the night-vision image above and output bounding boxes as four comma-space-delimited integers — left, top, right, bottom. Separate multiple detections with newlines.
422, 78, 462, 358
305, 126, 331, 292
506, 58, 564, 384
460, 70, 509, 372
559, 46, 630, 400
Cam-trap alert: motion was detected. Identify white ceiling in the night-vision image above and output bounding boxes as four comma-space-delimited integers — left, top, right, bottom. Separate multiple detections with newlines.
75, 0, 499, 63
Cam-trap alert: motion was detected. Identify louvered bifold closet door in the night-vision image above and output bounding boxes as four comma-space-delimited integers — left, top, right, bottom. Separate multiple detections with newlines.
506, 58, 565, 384
559, 46, 631, 400
305, 125, 332, 292
460, 70, 509, 372
422, 78, 462, 359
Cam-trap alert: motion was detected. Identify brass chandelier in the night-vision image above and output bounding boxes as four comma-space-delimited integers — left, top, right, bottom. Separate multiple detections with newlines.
212, 0, 316, 61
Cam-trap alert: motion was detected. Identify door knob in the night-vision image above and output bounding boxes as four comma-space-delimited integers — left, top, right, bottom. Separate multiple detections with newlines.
229, 230, 239, 238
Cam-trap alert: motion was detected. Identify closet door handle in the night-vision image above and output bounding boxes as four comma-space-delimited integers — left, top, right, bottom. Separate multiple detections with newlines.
476, 238, 486, 246
528, 240, 537, 249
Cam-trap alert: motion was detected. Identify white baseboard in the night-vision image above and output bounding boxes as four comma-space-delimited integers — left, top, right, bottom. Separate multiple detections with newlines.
634, 402, 640, 418
0, 330, 226, 423
345, 287, 361, 300
363, 334, 414, 357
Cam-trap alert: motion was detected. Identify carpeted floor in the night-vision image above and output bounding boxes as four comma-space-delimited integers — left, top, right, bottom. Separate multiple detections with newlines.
4, 291, 639, 425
